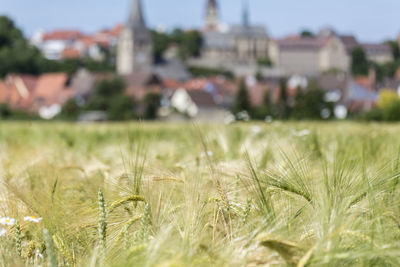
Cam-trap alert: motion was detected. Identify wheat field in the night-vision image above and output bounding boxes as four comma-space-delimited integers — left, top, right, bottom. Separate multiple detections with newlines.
0, 122, 399, 266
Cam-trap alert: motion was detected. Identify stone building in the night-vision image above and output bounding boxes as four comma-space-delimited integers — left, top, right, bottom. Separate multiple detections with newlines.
194, 0, 269, 68
269, 30, 351, 76
117, 0, 153, 75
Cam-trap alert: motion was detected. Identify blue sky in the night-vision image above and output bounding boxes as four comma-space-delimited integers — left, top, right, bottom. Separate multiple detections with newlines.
2, 0, 399, 42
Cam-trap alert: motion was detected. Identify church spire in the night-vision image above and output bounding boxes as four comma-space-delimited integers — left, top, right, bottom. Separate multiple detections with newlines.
242, 0, 249, 27
127, 0, 147, 29
207, 0, 217, 9
205, 0, 219, 31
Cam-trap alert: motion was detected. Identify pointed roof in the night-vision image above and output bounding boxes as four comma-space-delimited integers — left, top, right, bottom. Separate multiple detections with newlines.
242, 0, 249, 27
207, 0, 218, 8
127, 0, 147, 30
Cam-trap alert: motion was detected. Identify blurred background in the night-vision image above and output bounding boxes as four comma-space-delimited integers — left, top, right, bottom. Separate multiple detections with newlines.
1, 0, 400, 122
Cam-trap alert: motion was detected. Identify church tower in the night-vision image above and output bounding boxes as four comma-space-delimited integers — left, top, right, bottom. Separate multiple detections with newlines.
204, 0, 219, 31
117, 0, 153, 75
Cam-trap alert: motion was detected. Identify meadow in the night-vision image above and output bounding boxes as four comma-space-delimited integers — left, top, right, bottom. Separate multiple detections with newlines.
0, 121, 399, 266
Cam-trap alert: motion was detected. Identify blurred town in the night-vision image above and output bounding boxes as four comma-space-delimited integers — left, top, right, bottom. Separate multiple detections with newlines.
1, 0, 400, 121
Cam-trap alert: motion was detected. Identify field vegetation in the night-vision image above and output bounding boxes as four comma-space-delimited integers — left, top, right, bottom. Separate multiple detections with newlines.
0, 122, 399, 266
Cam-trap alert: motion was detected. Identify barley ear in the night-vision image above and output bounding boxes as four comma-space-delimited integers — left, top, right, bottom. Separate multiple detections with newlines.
140, 203, 151, 242
97, 188, 107, 254
26, 241, 35, 261
15, 220, 22, 257
242, 198, 252, 225
53, 233, 74, 266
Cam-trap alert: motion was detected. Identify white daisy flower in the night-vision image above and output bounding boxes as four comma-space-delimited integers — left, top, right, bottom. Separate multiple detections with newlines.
0, 228, 6, 236
251, 126, 262, 134
200, 151, 214, 158
35, 249, 43, 259
24, 216, 43, 223
0, 217, 16, 226
294, 129, 311, 137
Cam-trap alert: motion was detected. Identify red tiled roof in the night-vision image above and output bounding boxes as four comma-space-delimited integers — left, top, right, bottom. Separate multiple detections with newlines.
0, 80, 7, 103
163, 79, 182, 89
123, 73, 163, 100
0, 74, 39, 111
43, 30, 83, 41
110, 24, 124, 37
34, 73, 74, 106
19, 75, 38, 93
61, 48, 82, 59
183, 78, 208, 90
92, 32, 112, 46
79, 36, 95, 47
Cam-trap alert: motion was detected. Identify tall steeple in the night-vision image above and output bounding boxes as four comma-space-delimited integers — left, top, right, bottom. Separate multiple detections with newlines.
205, 0, 219, 31
117, 0, 153, 75
127, 0, 146, 30
242, 0, 249, 27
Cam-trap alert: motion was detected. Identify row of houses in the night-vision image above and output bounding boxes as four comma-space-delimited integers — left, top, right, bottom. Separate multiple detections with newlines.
269, 29, 393, 76
196, 0, 395, 77
30, 25, 123, 61
2, 69, 398, 121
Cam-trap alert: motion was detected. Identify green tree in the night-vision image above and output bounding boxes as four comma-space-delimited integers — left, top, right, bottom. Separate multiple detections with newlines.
232, 80, 251, 115
0, 16, 49, 77
151, 30, 170, 61
252, 89, 271, 119
86, 78, 136, 121
143, 93, 161, 120
292, 87, 326, 119
382, 99, 400, 121
0, 16, 24, 47
170, 28, 184, 44
351, 46, 369, 76
300, 30, 314, 38
59, 98, 81, 120
179, 30, 202, 59
385, 40, 400, 61
273, 78, 290, 119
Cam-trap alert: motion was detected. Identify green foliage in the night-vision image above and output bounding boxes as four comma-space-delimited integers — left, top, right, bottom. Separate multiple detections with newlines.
300, 30, 314, 38
151, 30, 170, 61
351, 46, 369, 76
108, 94, 136, 121
382, 99, 400, 121
86, 78, 136, 121
232, 80, 251, 115
59, 98, 81, 120
188, 66, 233, 78
292, 86, 328, 120
385, 40, 400, 61
0, 104, 36, 120
0, 104, 12, 119
257, 58, 272, 67
372, 61, 400, 82
143, 93, 161, 120
0, 16, 114, 78
150, 28, 202, 61
0, 16, 24, 47
272, 78, 290, 119
251, 90, 272, 119
179, 30, 202, 59
0, 16, 55, 77
362, 108, 384, 121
